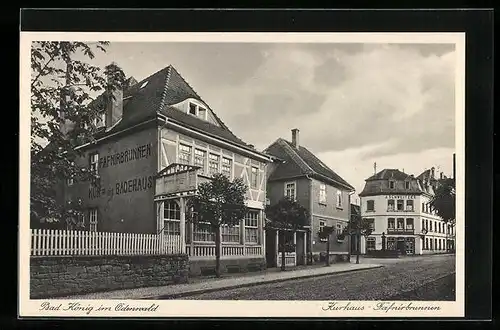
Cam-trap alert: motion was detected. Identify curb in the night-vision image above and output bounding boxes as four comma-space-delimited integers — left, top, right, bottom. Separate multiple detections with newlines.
145, 264, 384, 300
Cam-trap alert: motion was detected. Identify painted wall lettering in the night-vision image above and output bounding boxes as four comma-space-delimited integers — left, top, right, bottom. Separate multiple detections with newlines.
115, 175, 154, 195
99, 143, 152, 169
385, 195, 417, 199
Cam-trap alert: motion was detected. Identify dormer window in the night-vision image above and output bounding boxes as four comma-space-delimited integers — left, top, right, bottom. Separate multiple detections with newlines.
189, 103, 197, 115
389, 180, 395, 189
188, 102, 209, 120
198, 107, 206, 119
405, 181, 410, 189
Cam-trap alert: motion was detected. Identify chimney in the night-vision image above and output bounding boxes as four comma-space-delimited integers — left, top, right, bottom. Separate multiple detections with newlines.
291, 129, 300, 149
105, 62, 124, 128
374, 162, 377, 175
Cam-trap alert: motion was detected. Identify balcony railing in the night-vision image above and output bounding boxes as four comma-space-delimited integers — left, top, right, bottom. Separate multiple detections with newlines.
386, 228, 415, 235
387, 208, 415, 212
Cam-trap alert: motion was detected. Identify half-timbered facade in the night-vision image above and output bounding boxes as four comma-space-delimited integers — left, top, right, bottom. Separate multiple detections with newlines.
63, 65, 273, 275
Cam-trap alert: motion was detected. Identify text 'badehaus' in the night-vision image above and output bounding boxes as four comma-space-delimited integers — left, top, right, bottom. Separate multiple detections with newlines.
54, 65, 356, 276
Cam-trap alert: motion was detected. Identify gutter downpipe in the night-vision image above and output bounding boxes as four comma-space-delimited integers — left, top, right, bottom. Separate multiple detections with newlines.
306, 174, 313, 265
347, 190, 356, 262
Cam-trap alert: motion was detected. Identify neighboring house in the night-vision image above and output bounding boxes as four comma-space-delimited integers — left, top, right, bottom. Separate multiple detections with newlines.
264, 129, 356, 267
60, 65, 273, 276
358, 167, 455, 255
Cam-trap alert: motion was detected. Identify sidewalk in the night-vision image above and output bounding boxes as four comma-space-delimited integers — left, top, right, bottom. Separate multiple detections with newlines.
60, 261, 383, 300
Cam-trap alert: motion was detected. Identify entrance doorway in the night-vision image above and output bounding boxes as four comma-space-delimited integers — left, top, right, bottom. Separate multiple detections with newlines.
265, 229, 277, 268
405, 237, 415, 255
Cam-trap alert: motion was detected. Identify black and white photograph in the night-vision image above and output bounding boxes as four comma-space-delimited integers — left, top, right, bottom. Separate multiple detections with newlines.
19, 31, 465, 318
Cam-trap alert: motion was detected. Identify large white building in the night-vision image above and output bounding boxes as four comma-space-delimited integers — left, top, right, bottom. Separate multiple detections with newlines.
357, 167, 455, 255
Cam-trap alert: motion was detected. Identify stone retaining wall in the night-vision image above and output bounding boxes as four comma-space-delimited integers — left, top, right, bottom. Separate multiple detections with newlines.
30, 254, 189, 299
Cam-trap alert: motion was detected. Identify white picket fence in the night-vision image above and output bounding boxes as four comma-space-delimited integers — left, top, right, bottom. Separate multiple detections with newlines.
30, 229, 184, 256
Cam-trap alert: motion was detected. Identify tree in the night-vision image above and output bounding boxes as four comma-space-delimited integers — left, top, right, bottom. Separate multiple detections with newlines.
430, 178, 456, 252
186, 173, 248, 278
318, 225, 335, 266
30, 41, 126, 228
430, 178, 456, 224
265, 197, 309, 271
343, 212, 373, 264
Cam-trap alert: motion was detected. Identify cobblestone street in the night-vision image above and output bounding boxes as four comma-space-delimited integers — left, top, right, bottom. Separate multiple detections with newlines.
167, 254, 455, 301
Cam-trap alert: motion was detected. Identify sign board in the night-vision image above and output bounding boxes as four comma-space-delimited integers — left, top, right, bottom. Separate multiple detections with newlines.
156, 169, 197, 196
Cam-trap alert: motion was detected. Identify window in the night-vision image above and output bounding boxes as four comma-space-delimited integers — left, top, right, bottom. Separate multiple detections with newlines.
179, 144, 192, 165
285, 182, 296, 201
397, 218, 404, 230
336, 190, 343, 208
430, 221, 433, 232
222, 224, 240, 243
406, 200, 414, 211
189, 103, 197, 115
422, 202, 425, 213
89, 208, 98, 232
430, 238, 433, 250
389, 180, 395, 189
89, 152, 99, 174
366, 200, 375, 212
194, 222, 215, 242
366, 237, 376, 251
421, 219, 425, 231
336, 223, 343, 235
198, 107, 206, 119
388, 218, 395, 229
397, 200, 404, 211
387, 199, 395, 211
425, 219, 429, 230
387, 237, 397, 250
438, 240, 442, 250
425, 238, 429, 250
319, 221, 327, 242
163, 201, 181, 236
245, 211, 259, 244
222, 157, 232, 178
194, 149, 206, 173
406, 218, 414, 230
405, 181, 410, 189
209, 153, 220, 175
251, 166, 259, 189
365, 218, 375, 231
319, 184, 327, 204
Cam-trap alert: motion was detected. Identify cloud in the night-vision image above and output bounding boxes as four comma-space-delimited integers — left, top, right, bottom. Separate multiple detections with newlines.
207, 43, 456, 160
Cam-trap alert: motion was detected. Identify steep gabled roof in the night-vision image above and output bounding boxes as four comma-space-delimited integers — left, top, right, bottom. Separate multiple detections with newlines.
95, 65, 257, 152
265, 138, 355, 191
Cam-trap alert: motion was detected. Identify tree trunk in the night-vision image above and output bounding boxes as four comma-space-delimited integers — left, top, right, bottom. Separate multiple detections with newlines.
215, 225, 221, 278
280, 230, 286, 271
356, 232, 361, 264
326, 235, 331, 266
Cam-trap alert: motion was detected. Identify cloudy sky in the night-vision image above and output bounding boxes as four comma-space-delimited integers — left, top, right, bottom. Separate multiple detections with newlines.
74, 41, 457, 203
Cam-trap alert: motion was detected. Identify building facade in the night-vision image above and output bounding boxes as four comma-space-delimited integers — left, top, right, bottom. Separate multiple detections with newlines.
61, 65, 273, 275
264, 129, 355, 267
357, 168, 455, 255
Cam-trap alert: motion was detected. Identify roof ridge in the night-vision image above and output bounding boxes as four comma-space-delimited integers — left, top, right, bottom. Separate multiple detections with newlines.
158, 65, 173, 113
278, 138, 314, 175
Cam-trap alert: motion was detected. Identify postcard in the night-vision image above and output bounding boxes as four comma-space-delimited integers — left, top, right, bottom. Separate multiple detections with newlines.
19, 31, 465, 318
